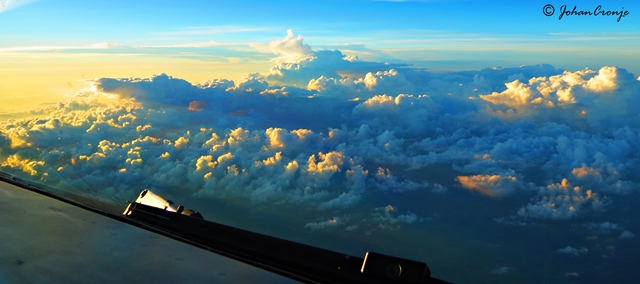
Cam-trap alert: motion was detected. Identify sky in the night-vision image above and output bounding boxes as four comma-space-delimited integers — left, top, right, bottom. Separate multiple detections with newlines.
1, 0, 640, 111
2, 0, 640, 283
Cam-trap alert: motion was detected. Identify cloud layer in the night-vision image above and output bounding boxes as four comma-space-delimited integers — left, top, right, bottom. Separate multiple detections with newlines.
3, 31, 640, 234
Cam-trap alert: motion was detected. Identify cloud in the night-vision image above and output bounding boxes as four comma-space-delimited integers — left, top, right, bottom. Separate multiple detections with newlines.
584, 222, 635, 240
517, 179, 607, 220
307, 69, 415, 98
372, 205, 420, 228
0, 0, 38, 13
565, 272, 580, 277
302, 204, 424, 232
557, 246, 588, 256
479, 66, 640, 130
584, 221, 620, 233
253, 30, 407, 86
373, 167, 427, 192
5, 62, 640, 226
4, 31, 640, 236
0, 42, 113, 52
494, 216, 527, 227
457, 173, 522, 197
352, 93, 439, 135
304, 217, 341, 230
268, 50, 407, 86
92, 73, 220, 106
431, 183, 448, 194
250, 29, 313, 64
137, 41, 225, 48
620, 230, 635, 239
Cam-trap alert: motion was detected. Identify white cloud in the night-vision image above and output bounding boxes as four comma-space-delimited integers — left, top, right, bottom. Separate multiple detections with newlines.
352, 94, 438, 134
250, 29, 313, 64
479, 66, 640, 130
253, 31, 407, 86
0, 42, 112, 52
480, 79, 534, 108
0, 0, 38, 13
267, 50, 407, 86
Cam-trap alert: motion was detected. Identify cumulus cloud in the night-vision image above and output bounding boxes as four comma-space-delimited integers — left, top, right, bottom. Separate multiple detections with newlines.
371, 205, 420, 229
250, 29, 313, 64
307, 68, 415, 99
372, 167, 427, 192
457, 173, 522, 197
5, 63, 640, 227
517, 179, 607, 220
252, 30, 407, 86
93, 73, 200, 105
267, 51, 407, 86
479, 66, 640, 130
431, 183, 448, 194
480, 66, 625, 108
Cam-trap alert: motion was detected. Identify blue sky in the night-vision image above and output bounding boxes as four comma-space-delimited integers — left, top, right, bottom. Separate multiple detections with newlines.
2, 0, 636, 35
2, 0, 639, 70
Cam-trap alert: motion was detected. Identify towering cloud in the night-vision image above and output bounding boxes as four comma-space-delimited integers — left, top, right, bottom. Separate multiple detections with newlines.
479, 66, 640, 130
250, 29, 313, 64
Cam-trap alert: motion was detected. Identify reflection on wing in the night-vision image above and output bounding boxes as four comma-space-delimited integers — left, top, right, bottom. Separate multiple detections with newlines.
125, 189, 203, 218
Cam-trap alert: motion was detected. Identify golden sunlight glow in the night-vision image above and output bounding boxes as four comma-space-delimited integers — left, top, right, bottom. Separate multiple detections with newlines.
474, 153, 491, 160
457, 174, 517, 197
0, 52, 268, 114
2, 154, 44, 176
188, 100, 207, 111
571, 164, 600, 178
